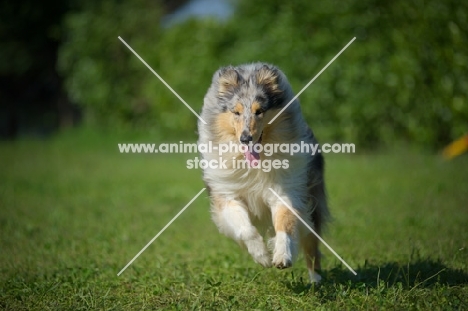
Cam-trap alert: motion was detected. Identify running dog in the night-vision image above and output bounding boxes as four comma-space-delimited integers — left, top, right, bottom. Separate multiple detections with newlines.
197, 63, 329, 283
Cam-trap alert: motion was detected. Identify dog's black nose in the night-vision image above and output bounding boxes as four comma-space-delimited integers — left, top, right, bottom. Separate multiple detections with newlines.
240, 132, 253, 144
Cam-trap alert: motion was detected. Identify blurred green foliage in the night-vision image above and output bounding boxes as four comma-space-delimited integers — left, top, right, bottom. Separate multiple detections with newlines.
59, 0, 468, 147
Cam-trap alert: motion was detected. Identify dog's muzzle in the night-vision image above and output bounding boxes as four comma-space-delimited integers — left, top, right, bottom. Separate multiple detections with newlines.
243, 132, 263, 167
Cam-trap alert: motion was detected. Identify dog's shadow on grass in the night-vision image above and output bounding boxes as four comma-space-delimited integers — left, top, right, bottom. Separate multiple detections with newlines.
283, 258, 468, 295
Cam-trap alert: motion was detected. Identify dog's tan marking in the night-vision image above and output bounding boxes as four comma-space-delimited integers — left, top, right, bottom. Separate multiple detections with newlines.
211, 194, 240, 211
214, 112, 236, 142
256, 67, 283, 98
263, 110, 298, 143
233, 103, 244, 115
249, 117, 261, 140
218, 69, 239, 95
274, 207, 297, 234
251, 102, 261, 113
229, 103, 243, 142
246, 101, 262, 140
210, 194, 224, 211
302, 233, 321, 271
215, 110, 245, 143
256, 67, 278, 88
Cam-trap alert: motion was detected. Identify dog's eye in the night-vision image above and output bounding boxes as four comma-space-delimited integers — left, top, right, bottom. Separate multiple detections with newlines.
255, 110, 264, 116
233, 111, 241, 116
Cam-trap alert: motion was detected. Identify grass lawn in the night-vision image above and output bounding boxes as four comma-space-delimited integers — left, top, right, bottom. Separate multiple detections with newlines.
0, 133, 467, 310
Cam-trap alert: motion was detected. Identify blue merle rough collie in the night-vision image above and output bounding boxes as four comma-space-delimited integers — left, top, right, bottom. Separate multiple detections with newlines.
197, 63, 329, 283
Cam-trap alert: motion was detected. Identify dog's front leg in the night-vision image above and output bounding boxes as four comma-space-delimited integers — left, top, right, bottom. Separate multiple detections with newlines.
211, 198, 271, 267
271, 202, 299, 269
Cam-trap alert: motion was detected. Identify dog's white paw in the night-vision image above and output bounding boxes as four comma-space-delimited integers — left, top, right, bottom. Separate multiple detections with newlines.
272, 232, 296, 269
244, 237, 271, 268
308, 270, 322, 283
252, 250, 272, 268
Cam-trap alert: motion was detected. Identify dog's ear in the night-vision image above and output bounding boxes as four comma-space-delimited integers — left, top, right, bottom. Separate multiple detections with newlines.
217, 66, 240, 97
256, 65, 282, 95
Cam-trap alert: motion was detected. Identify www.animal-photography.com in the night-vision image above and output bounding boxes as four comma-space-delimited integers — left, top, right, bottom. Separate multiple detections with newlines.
1, 0, 467, 310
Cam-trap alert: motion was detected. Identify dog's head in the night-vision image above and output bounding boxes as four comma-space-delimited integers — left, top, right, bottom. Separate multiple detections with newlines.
211, 63, 288, 146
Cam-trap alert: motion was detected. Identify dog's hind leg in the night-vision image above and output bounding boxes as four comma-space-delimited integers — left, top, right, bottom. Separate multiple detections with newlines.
302, 181, 329, 283
211, 197, 271, 267
301, 233, 322, 283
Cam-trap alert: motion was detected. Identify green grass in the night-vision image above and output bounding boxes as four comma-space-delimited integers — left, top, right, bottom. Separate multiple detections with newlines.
0, 134, 467, 310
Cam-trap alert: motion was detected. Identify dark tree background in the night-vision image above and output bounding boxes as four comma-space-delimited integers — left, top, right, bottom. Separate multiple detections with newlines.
1, 0, 467, 148
0, 0, 186, 138
0, 0, 75, 138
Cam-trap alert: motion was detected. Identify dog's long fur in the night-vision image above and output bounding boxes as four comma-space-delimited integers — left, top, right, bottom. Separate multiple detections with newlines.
197, 63, 329, 283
